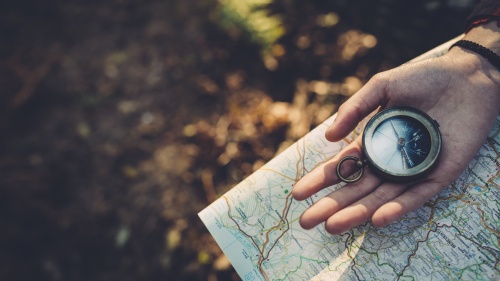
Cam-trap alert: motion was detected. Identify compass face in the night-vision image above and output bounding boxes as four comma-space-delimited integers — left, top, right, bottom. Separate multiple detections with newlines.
362, 107, 441, 182
371, 116, 431, 170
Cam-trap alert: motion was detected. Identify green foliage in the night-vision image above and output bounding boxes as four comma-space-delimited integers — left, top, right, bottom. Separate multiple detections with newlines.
215, 0, 285, 53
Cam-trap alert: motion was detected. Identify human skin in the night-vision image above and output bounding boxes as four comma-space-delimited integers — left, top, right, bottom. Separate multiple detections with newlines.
292, 21, 500, 235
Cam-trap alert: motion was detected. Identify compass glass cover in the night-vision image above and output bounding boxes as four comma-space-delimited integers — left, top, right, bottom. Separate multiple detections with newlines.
370, 116, 431, 171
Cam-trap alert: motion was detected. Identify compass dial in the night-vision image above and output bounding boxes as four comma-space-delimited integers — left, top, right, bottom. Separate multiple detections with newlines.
371, 116, 431, 170
362, 107, 441, 182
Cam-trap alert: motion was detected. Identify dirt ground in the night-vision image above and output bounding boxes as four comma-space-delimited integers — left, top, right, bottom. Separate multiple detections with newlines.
0, 1, 473, 280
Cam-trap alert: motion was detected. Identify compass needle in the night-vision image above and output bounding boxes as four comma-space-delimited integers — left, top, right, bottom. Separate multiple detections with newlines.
401, 148, 407, 169
390, 120, 400, 139
402, 147, 415, 168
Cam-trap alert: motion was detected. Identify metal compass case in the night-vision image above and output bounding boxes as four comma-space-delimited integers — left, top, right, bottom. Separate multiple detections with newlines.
337, 106, 442, 183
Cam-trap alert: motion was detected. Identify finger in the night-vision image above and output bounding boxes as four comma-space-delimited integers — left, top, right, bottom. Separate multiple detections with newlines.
326, 73, 388, 142
292, 135, 363, 201
324, 181, 409, 234
369, 145, 472, 227
371, 181, 446, 228
299, 168, 382, 229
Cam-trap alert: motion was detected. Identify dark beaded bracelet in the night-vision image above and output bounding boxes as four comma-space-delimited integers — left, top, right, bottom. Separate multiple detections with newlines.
449, 40, 500, 72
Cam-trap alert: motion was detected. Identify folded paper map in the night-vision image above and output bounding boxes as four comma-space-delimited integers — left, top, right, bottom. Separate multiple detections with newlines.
199, 36, 500, 280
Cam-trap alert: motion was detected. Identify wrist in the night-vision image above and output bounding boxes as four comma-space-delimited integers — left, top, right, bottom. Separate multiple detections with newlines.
464, 21, 500, 54
448, 21, 500, 82
446, 46, 500, 81
443, 44, 500, 108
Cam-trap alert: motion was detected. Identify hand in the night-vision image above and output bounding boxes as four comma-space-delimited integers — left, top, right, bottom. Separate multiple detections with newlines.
292, 22, 500, 234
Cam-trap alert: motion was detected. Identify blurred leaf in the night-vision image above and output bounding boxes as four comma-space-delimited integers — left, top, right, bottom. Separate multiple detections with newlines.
115, 225, 131, 248
215, 0, 285, 54
122, 165, 140, 179
166, 229, 182, 251
198, 251, 211, 265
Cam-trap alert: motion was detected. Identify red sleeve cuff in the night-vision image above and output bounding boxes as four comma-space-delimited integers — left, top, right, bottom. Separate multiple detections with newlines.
465, 1, 500, 32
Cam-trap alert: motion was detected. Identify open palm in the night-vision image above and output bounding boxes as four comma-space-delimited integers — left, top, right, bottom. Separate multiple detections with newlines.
292, 47, 500, 234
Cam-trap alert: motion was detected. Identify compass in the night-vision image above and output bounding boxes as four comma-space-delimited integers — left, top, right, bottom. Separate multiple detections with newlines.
336, 106, 442, 183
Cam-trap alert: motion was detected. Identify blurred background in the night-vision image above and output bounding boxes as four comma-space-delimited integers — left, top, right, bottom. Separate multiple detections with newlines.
0, 0, 476, 280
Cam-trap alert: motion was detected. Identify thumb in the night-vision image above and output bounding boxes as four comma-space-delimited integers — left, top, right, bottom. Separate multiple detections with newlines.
326, 74, 388, 142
